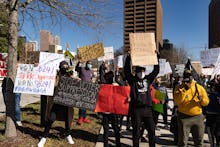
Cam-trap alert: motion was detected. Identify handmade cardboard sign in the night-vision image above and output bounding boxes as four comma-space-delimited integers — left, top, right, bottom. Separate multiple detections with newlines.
78, 42, 104, 62
129, 32, 158, 66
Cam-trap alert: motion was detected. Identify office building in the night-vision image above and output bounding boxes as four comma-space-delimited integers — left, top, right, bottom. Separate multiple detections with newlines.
124, 0, 163, 51
209, 0, 220, 48
40, 30, 54, 52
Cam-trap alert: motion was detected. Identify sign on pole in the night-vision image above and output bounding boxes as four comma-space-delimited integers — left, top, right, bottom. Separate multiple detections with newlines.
129, 32, 158, 66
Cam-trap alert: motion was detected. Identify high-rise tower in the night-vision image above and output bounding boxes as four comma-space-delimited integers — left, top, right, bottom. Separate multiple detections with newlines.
209, 0, 220, 48
123, 0, 163, 52
40, 30, 54, 52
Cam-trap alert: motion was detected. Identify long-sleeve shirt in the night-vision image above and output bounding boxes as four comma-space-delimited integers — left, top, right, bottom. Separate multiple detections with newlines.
174, 80, 209, 116
75, 62, 94, 82
124, 54, 159, 107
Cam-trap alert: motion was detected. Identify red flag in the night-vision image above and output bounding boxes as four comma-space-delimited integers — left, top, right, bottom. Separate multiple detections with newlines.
95, 84, 130, 115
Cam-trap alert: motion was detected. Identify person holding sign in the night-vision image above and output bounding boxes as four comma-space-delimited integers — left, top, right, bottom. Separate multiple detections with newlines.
124, 50, 159, 147
75, 60, 95, 125
38, 61, 75, 147
101, 71, 121, 147
152, 76, 169, 130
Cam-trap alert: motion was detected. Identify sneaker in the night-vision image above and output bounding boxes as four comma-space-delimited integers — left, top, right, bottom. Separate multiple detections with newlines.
66, 135, 74, 144
38, 137, 46, 147
77, 117, 83, 125
16, 121, 22, 127
83, 118, 90, 123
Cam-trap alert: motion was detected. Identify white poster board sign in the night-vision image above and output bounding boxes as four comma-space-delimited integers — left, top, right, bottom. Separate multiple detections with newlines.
114, 55, 124, 68
201, 68, 214, 75
144, 60, 172, 76
98, 46, 114, 61
211, 54, 220, 80
13, 52, 64, 95
200, 48, 220, 67
129, 33, 158, 66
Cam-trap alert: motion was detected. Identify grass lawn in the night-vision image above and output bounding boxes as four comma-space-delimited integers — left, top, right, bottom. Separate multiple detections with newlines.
0, 101, 102, 147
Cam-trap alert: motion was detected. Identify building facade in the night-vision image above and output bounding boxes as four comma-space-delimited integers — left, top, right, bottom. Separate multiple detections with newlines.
209, 0, 220, 48
40, 30, 54, 52
123, 0, 163, 52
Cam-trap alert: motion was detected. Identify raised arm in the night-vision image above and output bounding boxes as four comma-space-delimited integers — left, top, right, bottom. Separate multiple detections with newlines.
124, 54, 134, 85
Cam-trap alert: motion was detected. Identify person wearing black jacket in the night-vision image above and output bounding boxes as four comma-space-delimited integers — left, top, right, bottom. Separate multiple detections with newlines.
124, 51, 159, 147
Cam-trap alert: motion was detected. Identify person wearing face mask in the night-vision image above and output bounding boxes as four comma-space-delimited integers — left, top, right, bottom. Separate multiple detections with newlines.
75, 60, 95, 125
38, 61, 75, 147
173, 69, 209, 147
124, 51, 160, 147
99, 61, 108, 84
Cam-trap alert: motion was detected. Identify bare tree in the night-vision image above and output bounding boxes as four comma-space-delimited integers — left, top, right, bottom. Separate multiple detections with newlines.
3, 0, 117, 137
160, 47, 188, 64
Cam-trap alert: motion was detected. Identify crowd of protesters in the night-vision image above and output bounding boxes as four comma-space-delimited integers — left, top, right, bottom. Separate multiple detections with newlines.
2, 50, 220, 147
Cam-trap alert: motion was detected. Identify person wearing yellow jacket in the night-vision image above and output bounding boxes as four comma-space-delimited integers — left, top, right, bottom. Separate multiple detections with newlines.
174, 69, 209, 147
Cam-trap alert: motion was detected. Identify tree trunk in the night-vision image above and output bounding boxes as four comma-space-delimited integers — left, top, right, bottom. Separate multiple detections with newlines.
5, 0, 18, 137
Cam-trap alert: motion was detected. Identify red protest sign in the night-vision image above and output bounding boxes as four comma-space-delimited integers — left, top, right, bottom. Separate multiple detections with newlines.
95, 84, 130, 115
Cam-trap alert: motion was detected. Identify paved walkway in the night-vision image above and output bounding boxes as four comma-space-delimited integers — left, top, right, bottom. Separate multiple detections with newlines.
95, 88, 211, 147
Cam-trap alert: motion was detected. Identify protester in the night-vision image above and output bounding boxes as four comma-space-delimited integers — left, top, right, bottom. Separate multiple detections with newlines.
140, 84, 160, 142
101, 71, 121, 147
38, 61, 75, 147
75, 60, 95, 125
99, 61, 107, 84
173, 69, 209, 147
114, 66, 131, 131
124, 51, 159, 147
153, 76, 169, 129
205, 79, 220, 147
170, 74, 181, 144
2, 74, 22, 127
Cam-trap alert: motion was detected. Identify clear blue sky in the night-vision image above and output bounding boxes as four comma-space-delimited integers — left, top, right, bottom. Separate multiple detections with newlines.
20, 0, 210, 61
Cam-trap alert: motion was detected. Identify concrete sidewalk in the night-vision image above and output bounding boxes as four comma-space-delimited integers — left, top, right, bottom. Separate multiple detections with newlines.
95, 88, 210, 147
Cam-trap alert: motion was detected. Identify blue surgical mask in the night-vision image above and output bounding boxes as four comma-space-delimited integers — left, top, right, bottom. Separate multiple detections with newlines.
87, 64, 92, 69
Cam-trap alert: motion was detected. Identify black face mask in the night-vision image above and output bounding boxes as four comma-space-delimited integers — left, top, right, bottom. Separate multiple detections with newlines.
60, 67, 68, 75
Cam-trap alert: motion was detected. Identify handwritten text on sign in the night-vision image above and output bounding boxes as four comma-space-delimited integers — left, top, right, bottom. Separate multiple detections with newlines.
53, 77, 100, 111
13, 64, 56, 95
77, 42, 104, 62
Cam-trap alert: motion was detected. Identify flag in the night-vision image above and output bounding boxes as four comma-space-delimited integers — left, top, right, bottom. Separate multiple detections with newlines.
185, 58, 202, 84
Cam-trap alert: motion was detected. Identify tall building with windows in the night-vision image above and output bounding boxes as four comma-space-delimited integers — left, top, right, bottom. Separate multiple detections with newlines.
124, 0, 163, 51
40, 30, 54, 52
209, 0, 220, 48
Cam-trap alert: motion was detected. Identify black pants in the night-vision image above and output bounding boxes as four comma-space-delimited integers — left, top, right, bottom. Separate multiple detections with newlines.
132, 107, 155, 147
42, 104, 71, 137
102, 113, 121, 147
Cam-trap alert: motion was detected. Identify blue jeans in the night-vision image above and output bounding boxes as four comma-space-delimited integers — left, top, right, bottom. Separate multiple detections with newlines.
79, 109, 86, 118
15, 93, 21, 121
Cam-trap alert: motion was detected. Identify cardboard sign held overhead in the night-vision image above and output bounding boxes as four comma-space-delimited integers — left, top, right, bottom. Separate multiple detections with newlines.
77, 42, 104, 62
129, 33, 158, 66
